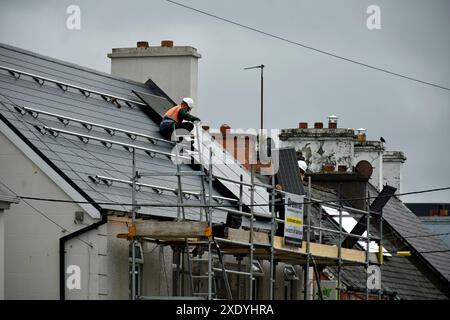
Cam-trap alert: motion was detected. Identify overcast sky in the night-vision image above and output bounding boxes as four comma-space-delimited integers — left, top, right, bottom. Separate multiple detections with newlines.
0, 0, 449, 203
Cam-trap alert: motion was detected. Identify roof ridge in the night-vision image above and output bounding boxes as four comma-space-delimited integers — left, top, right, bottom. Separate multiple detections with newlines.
0, 42, 149, 89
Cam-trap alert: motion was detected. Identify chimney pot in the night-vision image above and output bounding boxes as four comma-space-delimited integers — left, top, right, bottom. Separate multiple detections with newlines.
137, 41, 149, 48
338, 165, 347, 172
356, 128, 367, 142
220, 124, 231, 135
328, 114, 338, 129
314, 122, 324, 129
299, 122, 308, 129
323, 164, 335, 172
161, 40, 174, 48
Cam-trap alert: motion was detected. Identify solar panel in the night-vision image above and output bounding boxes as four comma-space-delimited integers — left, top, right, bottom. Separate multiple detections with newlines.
276, 148, 305, 195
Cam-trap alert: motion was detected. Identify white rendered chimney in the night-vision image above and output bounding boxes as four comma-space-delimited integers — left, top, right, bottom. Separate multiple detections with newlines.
107, 40, 201, 114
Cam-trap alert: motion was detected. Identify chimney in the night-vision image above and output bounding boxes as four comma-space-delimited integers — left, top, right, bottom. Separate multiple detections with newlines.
299, 122, 308, 129
108, 40, 201, 114
328, 114, 338, 129
314, 122, 324, 129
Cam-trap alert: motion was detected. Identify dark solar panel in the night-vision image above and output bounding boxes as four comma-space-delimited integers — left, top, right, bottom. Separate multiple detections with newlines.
276, 148, 305, 195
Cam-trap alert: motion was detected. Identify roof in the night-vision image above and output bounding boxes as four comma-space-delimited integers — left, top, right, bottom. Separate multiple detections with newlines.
372, 184, 450, 284
0, 42, 231, 222
308, 184, 450, 299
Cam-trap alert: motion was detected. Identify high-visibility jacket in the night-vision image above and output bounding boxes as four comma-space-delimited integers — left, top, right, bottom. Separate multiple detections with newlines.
162, 105, 182, 123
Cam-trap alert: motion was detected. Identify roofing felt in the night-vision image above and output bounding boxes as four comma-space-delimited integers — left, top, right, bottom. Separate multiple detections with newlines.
0, 42, 231, 222
308, 184, 449, 299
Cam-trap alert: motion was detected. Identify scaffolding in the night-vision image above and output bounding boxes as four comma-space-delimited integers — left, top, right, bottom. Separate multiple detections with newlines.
2, 64, 386, 300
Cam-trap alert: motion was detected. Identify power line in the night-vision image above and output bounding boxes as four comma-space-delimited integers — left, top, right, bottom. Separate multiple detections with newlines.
3, 179, 449, 250
0, 180, 93, 248
415, 249, 450, 254
11, 186, 450, 207
166, 0, 450, 92
385, 231, 450, 241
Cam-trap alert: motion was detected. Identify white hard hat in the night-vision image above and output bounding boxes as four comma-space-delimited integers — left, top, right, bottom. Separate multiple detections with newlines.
298, 160, 307, 173
182, 97, 195, 110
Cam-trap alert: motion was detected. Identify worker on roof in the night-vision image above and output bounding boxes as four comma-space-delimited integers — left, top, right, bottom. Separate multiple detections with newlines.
271, 159, 308, 237
159, 97, 201, 140
298, 159, 307, 182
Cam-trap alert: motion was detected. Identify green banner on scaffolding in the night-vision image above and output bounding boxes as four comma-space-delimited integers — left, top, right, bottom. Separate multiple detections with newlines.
284, 193, 304, 247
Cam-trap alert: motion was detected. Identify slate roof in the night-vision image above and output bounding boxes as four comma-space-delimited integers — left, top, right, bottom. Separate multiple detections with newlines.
370, 184, 450, 284
0, 42, 231, 222
308, 184, 450, 300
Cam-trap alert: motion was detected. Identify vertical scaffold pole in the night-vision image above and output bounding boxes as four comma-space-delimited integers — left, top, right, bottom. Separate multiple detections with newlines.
379, 214, 383, 300
304, 176, 311, 300
207, 148, 213, 300
269, 174, 276, 300
338, 202, 343, 300
365, 190, 371, 300
195, 123, 206, 222
131, 148, 137, 300
249, 164, 255, 300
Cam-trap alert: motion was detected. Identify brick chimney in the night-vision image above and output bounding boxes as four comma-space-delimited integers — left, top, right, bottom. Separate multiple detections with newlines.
107, 40, 201, 114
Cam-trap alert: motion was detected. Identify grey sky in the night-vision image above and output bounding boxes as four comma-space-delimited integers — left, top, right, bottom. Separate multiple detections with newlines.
0, 0, 449, 203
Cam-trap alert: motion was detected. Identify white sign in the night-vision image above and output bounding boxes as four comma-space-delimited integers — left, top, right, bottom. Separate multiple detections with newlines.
367, 265, 381, 290
284, 193, 304, 247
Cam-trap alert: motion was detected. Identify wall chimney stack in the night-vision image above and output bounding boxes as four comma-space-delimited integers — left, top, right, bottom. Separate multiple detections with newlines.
108, 40, 201, 114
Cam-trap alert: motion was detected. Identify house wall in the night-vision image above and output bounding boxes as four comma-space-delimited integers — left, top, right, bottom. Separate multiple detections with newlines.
280, 128, 405, 193
279, 137, 354, 173
0, 131, 107, 299
106, 220, 174, 299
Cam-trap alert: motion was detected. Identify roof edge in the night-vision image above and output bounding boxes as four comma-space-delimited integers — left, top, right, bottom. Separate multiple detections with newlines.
0, 112, 101, 219
0, 42, 151, 90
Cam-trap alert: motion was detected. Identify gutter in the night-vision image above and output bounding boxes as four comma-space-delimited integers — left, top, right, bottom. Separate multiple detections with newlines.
59, 208, 108, 300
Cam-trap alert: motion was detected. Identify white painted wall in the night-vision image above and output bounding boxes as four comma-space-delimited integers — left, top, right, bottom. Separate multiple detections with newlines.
280, 138, 354, 172
106, 220, 173, 299
383, 158, 403, 194
354, 149, 382, 189
0, 131, 106, 299
280, 129, 405, 192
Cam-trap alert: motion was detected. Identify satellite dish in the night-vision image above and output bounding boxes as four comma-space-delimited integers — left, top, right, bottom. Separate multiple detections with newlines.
355, 160, 373, 180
